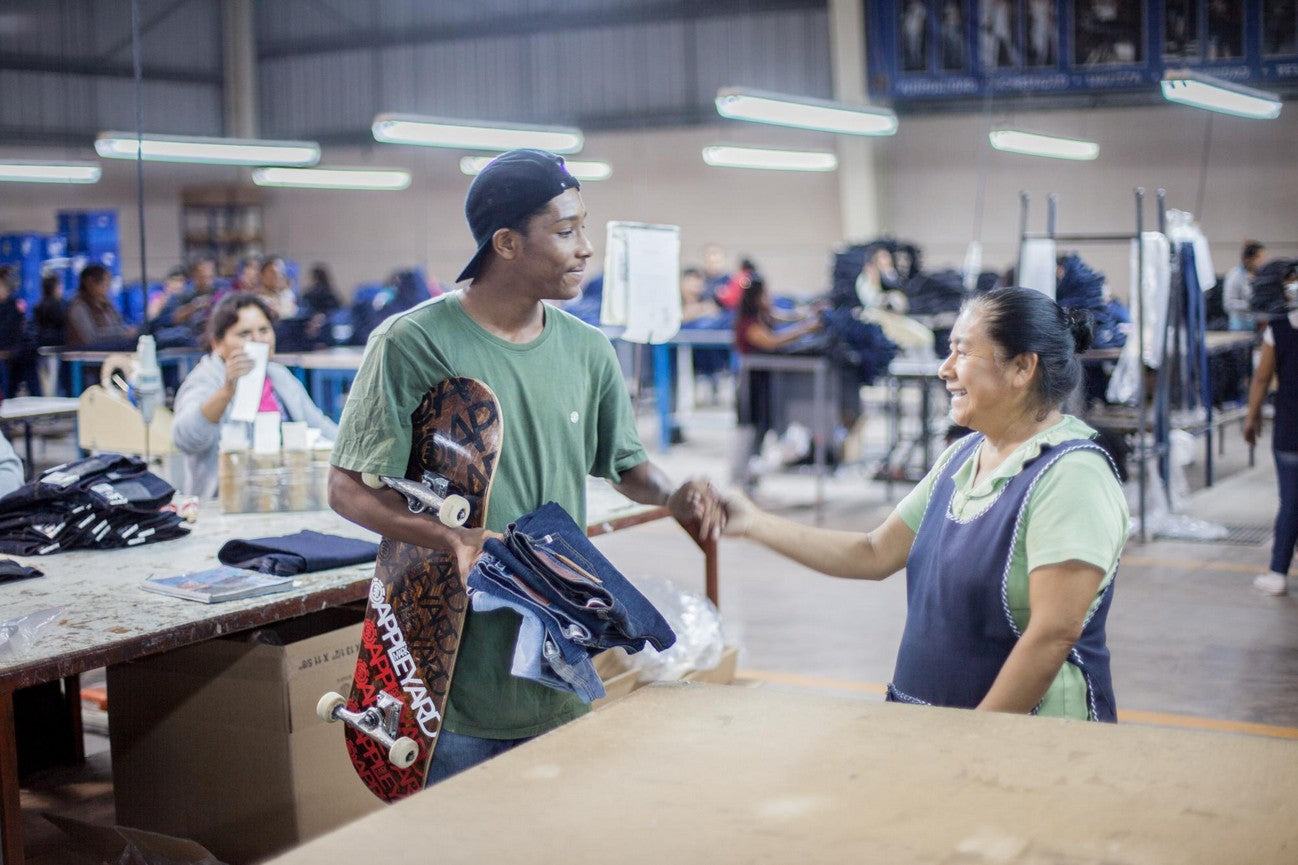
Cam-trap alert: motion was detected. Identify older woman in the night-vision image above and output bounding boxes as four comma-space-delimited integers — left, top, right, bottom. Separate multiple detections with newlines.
172, 293, 336, 498
724, 286, 1129, 721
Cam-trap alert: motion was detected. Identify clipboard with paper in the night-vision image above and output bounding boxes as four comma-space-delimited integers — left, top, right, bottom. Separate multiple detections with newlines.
600, 221, 681, 344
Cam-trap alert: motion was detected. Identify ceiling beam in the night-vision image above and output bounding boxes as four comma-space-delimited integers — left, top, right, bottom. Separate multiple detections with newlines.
0, 52, 221, 85
95, 0, 199, 60
258, 0, 827, 61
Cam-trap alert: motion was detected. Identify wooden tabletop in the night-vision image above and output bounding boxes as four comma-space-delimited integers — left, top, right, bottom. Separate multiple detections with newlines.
0, 479, 666, 692
266, 682, 1298, 865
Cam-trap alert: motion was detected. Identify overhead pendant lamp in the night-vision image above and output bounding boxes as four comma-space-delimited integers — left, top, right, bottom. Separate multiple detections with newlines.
1161, 69, 1282, 120
96, 132, 320, 166
715, 87, 898, 136
702, 145, 838, 172
0, 160, 101, 183
458, 155, 612, 181
372, 114, 583, 153
251, 166, 411, 190
989, 129, 1099, 161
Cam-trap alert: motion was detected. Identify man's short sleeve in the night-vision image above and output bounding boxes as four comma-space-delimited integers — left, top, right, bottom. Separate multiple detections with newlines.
587, 339, 646, 483
330, 331, 436, 477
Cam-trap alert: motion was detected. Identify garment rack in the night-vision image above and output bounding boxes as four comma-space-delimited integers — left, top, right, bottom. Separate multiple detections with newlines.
1018, 188, 1161, 543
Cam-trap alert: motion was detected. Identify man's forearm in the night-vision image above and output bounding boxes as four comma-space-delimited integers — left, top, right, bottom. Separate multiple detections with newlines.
328, 465, 465, 552
612, 460, 673, 507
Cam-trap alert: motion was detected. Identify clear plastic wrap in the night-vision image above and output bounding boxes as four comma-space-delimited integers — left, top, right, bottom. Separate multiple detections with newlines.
1125, 445, 1228, 541
0, 606, 67, 662
623, 573, 725, 682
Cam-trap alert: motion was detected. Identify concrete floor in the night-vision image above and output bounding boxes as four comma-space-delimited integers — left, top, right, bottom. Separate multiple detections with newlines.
10, 379, 1297, 862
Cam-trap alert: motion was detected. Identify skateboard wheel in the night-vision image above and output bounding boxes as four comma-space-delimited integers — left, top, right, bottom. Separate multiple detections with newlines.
361, 472, 384, 489
438, 494, 470, 528
389, 737, 419, 768
317, 692, 346, 723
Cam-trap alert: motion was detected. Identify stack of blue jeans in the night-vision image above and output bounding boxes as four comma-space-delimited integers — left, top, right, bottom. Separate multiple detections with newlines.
468, 501, 676, 702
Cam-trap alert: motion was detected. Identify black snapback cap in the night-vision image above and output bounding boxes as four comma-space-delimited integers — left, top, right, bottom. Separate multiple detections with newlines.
455, 149, 581, 283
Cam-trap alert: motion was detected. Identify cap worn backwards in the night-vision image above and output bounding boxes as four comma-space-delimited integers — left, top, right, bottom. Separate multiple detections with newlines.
455, 149, 581, 283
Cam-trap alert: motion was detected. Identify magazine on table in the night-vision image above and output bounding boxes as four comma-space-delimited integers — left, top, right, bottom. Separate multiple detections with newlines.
142, 565, 294, 603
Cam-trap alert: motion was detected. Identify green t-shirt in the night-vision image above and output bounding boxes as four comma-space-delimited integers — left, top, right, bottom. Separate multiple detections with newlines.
331, 292, 648, 738
895, 415, 1129, 720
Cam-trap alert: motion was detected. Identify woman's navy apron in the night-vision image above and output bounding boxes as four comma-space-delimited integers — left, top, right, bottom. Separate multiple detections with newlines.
887, 434, 1120, 722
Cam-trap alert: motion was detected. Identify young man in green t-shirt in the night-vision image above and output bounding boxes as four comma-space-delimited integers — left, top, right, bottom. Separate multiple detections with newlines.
328, 148, 722, 783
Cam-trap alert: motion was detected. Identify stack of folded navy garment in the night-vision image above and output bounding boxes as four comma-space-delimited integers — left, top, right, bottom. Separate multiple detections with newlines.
469, 501, 676, 702
0, 454, 190, 555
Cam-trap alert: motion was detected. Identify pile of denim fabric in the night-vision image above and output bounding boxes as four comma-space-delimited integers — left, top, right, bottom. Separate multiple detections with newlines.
0, 453, 189, 555
468, 501, 676, 702
1056, 252, 1127, 350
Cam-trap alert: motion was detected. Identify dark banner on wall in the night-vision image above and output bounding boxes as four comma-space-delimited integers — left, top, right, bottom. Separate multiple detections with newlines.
868, 0, 1298, 103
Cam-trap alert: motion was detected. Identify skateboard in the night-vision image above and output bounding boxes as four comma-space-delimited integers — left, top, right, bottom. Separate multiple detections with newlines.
317, 377, 502, 802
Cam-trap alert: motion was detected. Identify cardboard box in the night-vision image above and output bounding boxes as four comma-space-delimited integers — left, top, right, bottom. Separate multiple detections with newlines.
46, 814, 227, 865
108, 606, 381, 864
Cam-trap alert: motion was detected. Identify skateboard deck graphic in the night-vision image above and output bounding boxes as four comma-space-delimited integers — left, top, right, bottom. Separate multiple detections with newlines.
324, 377, 501, 802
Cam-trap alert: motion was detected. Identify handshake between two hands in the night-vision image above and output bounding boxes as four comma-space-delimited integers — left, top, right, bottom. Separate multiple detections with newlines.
668, 479, 754, 541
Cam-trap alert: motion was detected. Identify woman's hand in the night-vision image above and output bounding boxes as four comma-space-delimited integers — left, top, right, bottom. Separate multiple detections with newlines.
721, 488, 758, 537
222, 349, 256, 389
1244, 415, 1262, 447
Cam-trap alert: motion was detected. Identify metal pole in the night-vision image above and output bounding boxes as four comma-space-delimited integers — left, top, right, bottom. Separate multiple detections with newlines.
1134, 187, 1147, 542
132, 0, 148, 326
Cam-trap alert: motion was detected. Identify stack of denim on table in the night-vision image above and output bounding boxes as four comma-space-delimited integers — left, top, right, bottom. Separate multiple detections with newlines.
468, 501, 676, 702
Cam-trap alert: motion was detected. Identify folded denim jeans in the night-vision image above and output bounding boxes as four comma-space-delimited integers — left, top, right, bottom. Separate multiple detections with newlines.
465, 501, 676, 702
505, 501, 676, 651
470, 584, 605, 702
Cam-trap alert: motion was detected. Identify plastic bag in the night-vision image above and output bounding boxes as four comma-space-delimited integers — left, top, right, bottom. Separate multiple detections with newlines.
0, 606, 67, 662
624, 574, 724, 682
1125, 450, 1227, 541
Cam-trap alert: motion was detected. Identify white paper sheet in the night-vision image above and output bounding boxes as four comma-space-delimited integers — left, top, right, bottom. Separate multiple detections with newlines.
1017, 237, 1057, 299
601, 221, 681, 344
253, 411, 281, 454
228, 340, 270, 423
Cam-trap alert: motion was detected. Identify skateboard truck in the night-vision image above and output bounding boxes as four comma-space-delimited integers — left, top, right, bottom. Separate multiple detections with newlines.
317, 690, 421, 769
361, 471, 470, 527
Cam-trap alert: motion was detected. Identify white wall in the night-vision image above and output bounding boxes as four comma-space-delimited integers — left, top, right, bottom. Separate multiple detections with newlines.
260, 124, 845, 297
2, 102, 1294, 305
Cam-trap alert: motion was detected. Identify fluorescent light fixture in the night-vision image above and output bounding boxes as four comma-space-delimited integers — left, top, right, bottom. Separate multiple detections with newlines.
702, 145, 838, 172
251, 166, 411, 190
458, 155, 612, 181
373, 113, 583, 153
1161, 69, 1282, 120
989, 129, 1099, 161
95, 132, 320, 166
0, 160, 100, 183
715, 87, 898, 136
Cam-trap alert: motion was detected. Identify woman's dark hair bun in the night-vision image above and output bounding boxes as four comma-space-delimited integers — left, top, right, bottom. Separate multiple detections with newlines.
1065, 307, 1095, 354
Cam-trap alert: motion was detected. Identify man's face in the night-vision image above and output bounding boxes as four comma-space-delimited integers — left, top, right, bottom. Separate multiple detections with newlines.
194, 260, 216, 290
1245, 249, 1265, 272
703, 245, 727, 278
510, 188, 592, 302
